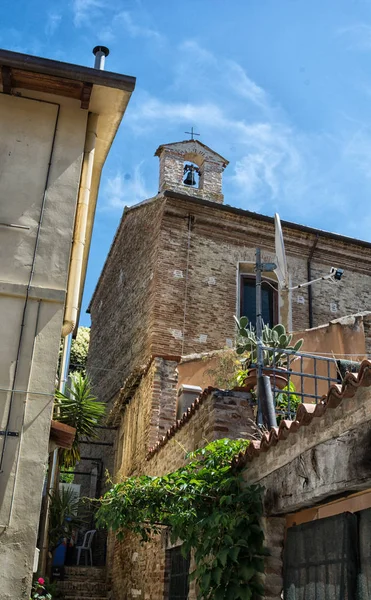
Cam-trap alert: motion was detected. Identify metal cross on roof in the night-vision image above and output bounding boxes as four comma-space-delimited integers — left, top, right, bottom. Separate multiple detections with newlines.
185, 126, 200, 140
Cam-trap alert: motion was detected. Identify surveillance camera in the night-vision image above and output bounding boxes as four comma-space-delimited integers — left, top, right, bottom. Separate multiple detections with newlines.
330, 267, 344, 281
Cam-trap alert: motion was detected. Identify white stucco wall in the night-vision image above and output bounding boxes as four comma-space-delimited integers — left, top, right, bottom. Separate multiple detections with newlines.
0, 92, 87, 599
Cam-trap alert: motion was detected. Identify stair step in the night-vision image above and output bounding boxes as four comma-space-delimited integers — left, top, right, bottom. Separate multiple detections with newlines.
63, 597, 107, 600
59, 566, 108, 599
64, 566, 106, 581
58, 580, 107, 592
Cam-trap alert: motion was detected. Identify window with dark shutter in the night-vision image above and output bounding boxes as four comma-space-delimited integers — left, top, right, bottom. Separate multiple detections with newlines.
166, 546, 190, 600
240, 276, 278, 328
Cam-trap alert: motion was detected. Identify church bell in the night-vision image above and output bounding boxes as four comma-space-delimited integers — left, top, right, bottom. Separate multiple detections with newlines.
184, 169, 196, 186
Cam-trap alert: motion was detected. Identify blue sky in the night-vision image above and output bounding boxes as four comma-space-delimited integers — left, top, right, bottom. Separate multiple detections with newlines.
3, 0, 371, 325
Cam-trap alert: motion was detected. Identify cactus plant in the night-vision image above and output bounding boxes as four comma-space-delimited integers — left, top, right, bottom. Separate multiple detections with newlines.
234, 316, 304, 369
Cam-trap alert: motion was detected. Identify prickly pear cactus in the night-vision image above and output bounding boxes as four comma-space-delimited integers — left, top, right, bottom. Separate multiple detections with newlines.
234, 316, 303, 368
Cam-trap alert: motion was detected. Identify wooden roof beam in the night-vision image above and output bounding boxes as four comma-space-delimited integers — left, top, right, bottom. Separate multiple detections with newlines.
1, 66, 12, 94
80, 82, 93, 110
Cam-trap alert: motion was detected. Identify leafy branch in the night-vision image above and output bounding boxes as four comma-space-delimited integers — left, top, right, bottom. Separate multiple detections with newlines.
54, 373, 105, 468
97, 439, 266, 600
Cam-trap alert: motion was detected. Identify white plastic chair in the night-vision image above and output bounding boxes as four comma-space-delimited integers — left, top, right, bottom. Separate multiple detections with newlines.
76, 529, 96, 566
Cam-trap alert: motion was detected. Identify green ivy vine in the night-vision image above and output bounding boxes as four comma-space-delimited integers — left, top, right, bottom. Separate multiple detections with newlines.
97, 439, 266, 600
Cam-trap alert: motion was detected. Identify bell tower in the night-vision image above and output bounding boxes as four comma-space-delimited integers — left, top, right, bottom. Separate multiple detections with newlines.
155, 138, 229, 204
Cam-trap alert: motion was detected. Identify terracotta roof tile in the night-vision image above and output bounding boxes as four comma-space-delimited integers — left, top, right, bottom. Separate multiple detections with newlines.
146, 360, 371, 465
232, 359, 371, 468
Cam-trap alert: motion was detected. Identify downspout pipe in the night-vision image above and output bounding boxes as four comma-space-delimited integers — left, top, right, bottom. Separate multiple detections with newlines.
61, 112, 98, 336
38, 334, 72, 576
307, 234, 319, 329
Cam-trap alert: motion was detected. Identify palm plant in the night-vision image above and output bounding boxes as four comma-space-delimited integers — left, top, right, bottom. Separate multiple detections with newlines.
54, 373, 105, 468
48, 486, 84, 553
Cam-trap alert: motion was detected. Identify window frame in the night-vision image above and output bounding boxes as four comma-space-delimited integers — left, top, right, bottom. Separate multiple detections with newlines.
239, 274, 279, 327
164, 544, 191, 600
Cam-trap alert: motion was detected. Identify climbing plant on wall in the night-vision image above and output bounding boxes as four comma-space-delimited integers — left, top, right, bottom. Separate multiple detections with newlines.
97, 439, 266, 600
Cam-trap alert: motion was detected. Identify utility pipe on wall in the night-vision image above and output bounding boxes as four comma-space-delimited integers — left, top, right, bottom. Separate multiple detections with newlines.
307, 234, 319, 329
61, 112, 98, 336
38, 334, 72, 575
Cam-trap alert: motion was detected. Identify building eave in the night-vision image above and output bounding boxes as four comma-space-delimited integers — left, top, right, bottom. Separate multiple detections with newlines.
0, 48, 136, 333
163, 190, 371, 250
155, 139, 229, 165
0, 48, 136, 94
88, 187, 371, 316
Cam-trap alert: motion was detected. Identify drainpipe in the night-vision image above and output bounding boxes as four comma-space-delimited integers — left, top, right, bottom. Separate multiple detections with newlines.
38, 334, 72, 576
307, 234, 319, 329
61, 112, 98, 336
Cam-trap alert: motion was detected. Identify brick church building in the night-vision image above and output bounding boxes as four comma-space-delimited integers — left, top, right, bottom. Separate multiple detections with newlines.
86, 138, 371, 598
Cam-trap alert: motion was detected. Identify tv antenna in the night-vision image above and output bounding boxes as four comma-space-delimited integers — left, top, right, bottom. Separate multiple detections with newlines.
254, 213, 344, 429
273, 213, 344, 290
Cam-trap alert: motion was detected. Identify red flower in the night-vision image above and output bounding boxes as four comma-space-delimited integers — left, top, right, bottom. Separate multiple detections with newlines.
37, 577, 45, 585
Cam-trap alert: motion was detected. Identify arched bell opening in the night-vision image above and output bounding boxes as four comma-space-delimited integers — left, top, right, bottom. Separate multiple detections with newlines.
183, 161, 201, 188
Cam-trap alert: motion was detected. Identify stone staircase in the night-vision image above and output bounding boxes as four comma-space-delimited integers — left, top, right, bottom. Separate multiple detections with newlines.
57, 566, 109, 600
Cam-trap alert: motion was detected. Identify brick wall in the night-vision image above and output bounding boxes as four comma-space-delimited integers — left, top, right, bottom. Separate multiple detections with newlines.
88, 193, 371, 409
110, 531, 167, 600
87, 189, 371, 598
109, 386, 255, 599
116, 360, 157, 477
262, 517, 285, 600
150, 196, 371, 358
157, 141, 226, 204
88, 198, 165, 404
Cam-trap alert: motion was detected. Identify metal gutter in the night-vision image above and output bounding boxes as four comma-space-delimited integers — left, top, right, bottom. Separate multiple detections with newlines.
62, 113, 98, 336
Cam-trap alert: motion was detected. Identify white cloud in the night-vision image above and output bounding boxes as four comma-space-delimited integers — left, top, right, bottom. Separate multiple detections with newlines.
128, 91, 304, 206
101, 164, 150, 210
116, 11, 162, 39
128, 96, 227, 131
225, 61, 271, 110
343, 127, 371, 178
176, 41, 270, 111
337, 23, 371, 50
98, 9, 162, 43
45, 12, 62, 36
121, 39, 368, 225
72, 0, 107, 27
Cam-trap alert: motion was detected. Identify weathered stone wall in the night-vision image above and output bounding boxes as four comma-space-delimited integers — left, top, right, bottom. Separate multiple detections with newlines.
110, 531, 167, 600
150, 196, 371, 359
244, 386, 371, 492
88, 193, 371, 410
157, 141, 226, 203
109, 388, 255, 599
147, 389, 255, 477
239, 385, 371, 599
115, 360, 158, 477
88, 198, 165, 404
262, 517, 285, 600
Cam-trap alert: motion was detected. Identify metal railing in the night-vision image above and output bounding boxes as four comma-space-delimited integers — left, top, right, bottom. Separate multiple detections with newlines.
253, 347, 340, 420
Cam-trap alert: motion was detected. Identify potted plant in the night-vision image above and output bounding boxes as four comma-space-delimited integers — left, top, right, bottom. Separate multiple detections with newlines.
30, 577, 52, 599
234, 316, 304, 391
48, 486, 84, 557
54, 373, 105, 468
